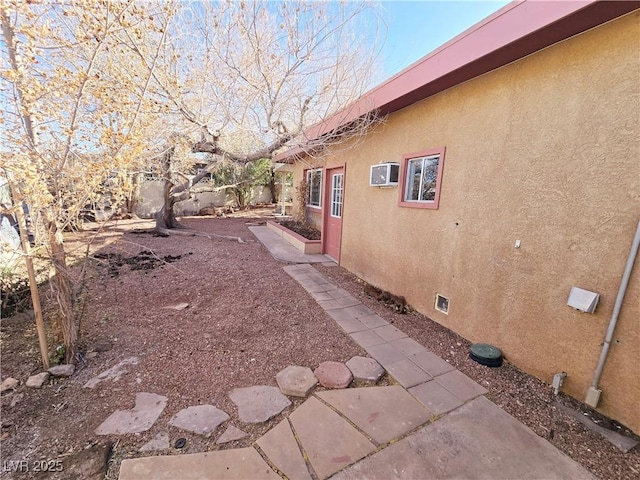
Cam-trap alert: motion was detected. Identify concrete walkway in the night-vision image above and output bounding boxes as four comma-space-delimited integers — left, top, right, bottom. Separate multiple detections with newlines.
248, 226, 333, 264
118, 231, 595, 480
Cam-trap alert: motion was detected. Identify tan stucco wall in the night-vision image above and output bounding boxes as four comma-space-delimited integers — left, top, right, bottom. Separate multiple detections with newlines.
292, 12, 640, 432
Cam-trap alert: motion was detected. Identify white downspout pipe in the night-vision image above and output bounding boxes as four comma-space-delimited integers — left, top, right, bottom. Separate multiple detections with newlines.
586, 218, 640, 408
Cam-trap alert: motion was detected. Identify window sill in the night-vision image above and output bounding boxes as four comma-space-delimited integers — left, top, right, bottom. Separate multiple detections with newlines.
306, 205, 322, 211
398, 200, 439, 210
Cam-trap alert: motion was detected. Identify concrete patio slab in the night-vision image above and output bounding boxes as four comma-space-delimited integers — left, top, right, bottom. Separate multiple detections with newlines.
229, 386, 291, 423
436, 369, 488, 402
330, 396, 596, 480
289, 397, 376, 479
317, 386, 431, 445
408, 380, 463, 416
256, 419, 312, 480
119, 448, 280, 480
96, 392, 167, 435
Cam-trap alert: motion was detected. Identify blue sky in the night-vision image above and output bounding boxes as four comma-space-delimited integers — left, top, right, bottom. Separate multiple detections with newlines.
380, 1, 511, 78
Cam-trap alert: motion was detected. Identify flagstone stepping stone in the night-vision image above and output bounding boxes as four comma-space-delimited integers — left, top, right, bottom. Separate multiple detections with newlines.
119, 447, 280, 480
276, 365, 318, 397
48, 364, 75, 377
256, 419, 312, 480
26, 372, 49, 388
289, 397, 376, 479
229, 386, 291, 423
84, 357, 139, 389
314, 361, 352, 389
317, 385, 431, 445
345, 356, 385, 384
96, 392, 167, 435
169, 404, 229, 437
162, 302, 189, 311
216, 425, 248, 444
1, 377, 19, 392
139, 433, 170, 452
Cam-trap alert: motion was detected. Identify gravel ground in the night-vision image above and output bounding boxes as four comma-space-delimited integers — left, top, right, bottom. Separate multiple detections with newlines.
0, 214, 638, 480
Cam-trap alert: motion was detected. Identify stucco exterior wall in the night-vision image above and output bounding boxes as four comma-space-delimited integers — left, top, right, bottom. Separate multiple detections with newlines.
292, 13, 640, 432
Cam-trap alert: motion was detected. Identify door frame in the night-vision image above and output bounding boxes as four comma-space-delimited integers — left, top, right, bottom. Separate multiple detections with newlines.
322, 164, 346, 263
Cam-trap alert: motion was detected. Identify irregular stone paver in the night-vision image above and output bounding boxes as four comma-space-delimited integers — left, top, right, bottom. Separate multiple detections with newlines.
349, 330, 386, 348
436, 370, 488, 401
345, 356, 385, 384
372, 324, 407, 342
1, 377, 19, 392
331, 397, 596, 480
119, 447, 280, 480
317, 386, 431, 445
289, 397, 376, 479
96, 392, 167, 435
26, 372, 49, 388
256, 419, 312, 480
169, 404, 229, 437
139, 433, 170, 452
408, 350, 455, 377
314, 361, 353, 389
384, 359, 432, 388
408, 381, 463, 416
216, 425, 248, 444
276, 366, 318, 397
229, 386, 291, 423
84, 357, 139, 389
48, 364, 75, 377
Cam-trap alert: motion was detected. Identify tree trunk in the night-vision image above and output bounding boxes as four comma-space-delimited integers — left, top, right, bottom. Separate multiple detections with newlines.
269, 168, 278, 203
124, 173, 140, 218
155, 146, 183, 231
46, 217, 76, 362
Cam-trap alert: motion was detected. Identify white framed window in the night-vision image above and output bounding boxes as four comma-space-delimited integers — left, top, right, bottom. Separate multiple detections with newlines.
331, 173, 344, 218
398, 147, 446, 209
306, 168, 322, 208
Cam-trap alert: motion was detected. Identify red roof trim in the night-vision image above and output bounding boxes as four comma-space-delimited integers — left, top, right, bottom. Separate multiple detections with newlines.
276, 0, 639, 162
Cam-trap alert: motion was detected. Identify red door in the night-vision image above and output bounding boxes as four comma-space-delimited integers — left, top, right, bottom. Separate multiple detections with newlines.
323, 167, 344, 261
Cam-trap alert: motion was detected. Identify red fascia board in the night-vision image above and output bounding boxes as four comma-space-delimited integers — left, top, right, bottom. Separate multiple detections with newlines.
276, 0, 640, 162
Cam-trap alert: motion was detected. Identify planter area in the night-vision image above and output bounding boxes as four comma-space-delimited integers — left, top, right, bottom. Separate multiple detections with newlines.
266, 220, 322, 254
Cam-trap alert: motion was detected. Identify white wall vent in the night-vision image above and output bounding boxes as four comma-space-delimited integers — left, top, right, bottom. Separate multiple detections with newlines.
435, 294, 449, 314
370, 163, 399, 186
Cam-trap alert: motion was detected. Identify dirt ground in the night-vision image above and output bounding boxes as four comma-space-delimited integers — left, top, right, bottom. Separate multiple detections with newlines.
1, 213, 639, 480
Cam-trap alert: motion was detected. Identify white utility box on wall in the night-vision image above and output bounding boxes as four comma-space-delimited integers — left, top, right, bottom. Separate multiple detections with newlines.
567, 286, 600, 313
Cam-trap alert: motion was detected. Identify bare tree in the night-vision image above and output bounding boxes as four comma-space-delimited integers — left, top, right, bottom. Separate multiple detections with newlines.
1, 1, 173, 361
138, 0, 384, 230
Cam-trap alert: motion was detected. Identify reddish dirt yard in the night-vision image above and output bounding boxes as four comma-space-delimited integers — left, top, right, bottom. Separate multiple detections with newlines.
1, 213, 639, 480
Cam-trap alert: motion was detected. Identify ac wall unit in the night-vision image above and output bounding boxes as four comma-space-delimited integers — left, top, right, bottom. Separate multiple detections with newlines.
370, 163, 400, 187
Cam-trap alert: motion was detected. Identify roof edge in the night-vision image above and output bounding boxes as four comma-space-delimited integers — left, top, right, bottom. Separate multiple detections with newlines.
276, 0, 639, 162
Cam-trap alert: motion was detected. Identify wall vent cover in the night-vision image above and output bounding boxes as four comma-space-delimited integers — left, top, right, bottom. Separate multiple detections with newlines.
370, 163, 399, 186
435, 294, 449, 314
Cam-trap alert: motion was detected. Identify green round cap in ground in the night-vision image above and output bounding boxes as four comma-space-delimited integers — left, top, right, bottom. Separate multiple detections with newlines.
470, 343, 502, 360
